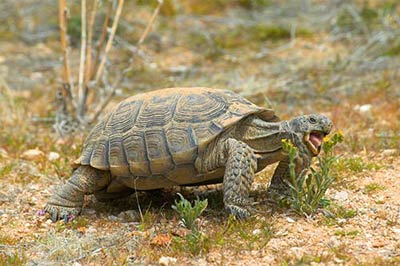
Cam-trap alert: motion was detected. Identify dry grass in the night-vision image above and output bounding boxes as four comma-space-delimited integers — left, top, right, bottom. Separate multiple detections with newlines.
0, 0, 399, 265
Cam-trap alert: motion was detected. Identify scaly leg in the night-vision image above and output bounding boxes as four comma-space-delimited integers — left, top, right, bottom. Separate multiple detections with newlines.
45, 166, 110, 222
223, 138, 257, 219
267, 154, 311, 197
267, 159, 291, 196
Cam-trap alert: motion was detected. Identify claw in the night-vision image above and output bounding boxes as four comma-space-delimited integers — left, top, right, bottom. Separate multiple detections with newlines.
225, 205, 251, 220
51, 211, 58, 222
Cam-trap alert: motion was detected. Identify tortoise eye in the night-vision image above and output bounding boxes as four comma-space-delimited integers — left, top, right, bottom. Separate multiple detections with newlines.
309, 117, 317, 123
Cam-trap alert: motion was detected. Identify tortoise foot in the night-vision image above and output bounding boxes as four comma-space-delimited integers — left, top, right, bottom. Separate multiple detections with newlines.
44, 204, 82, 222
225, 204, 251, 219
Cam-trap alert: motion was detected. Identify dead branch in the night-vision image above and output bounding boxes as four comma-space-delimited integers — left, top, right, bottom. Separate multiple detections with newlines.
137, 0, 163, 46
77, 0, 87, 119
91, 0, 112, 79
94, 0, 125, 84
85, 0, 98, 84
58, 0, 75, 113
80, 0, 99, 118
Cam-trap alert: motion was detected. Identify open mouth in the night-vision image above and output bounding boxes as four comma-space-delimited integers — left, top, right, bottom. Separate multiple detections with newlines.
304, 131, 325, 156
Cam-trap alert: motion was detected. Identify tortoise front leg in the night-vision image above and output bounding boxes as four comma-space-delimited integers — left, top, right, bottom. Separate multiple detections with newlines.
267, 159, 291, 196
267, 153, 311, 197
45, 166, 110, 222
223, 138, 257, 219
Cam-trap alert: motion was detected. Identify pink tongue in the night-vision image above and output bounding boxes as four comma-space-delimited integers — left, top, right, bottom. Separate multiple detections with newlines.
310, 133, 323, 148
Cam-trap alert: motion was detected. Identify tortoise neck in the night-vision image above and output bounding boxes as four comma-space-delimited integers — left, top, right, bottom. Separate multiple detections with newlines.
236, 116, 293, 152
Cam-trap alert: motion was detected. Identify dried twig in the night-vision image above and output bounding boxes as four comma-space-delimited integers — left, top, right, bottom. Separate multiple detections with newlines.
91, 0, 112, 79
81, 0, 99, 118
77, 0, 87, 119
137, 0, 163, 46
58, 0, 75, 112
94, 0, 125, 83
85, 0, 98, 83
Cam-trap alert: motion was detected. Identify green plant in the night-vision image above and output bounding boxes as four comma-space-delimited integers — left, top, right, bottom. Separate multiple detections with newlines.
172, 193, 208, 231
171, 194, 209, 255
282, 131, 344, 216
364, 183, 386, 194
334, 230, 360, 238
225, 216, 273, 250
172, 230, 211, 256
334, 156, 382, 174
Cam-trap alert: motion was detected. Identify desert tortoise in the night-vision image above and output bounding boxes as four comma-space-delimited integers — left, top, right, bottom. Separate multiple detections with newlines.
45, 87, 332, 221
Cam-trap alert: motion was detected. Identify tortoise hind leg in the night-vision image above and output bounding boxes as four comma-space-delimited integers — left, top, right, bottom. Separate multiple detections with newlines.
94, 188, 134, 202
45, 166, 111, 222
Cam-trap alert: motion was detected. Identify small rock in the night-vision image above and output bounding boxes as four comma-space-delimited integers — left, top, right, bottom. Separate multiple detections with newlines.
382, 149, 397, 156
0, 148, 8, 158
173, 227, 191, 238
30, 72, 43, 81
334, 258, 345, 263
333, 191, 348, 201
21, 149, 44, 161
118, 210, 140, 222
86, 226, 97, 234
359, 104, 372, 113
354, 104, 372, 113
149, 63, 158, 69
252, 229, 262, 235
169, 65, 188, 74
48, 152, 60, 162
392, 228, 400, 234
108, 215, 119, 221
372, 239, 386, 248
286, 217, 295, 223
159, 256, 177, 266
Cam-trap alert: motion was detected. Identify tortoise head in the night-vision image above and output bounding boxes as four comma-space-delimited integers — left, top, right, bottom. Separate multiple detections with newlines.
288, 114, 333, 156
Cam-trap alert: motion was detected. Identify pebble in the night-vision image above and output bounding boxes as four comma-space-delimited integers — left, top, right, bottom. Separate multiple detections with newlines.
333, 191, 348, 201
382, 149, 397, 156
392, 228, 400, 234
108, 215, 119, 221
252, 229, 262, 235
47, 152, 60, 162
118, 210, 140, 222
86, 226, 98, 234
372, 239, 386, 248
159, 256, 177, 266
0, 148, 8, 158
21, 149, 44, 161
286, 217, 295, 223
354, 104, 372, 113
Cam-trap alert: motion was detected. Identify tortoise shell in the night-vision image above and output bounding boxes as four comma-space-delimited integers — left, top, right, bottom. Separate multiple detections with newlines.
74, 87, 278, 190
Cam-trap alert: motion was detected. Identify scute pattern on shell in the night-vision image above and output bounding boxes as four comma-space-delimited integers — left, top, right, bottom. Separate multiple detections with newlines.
74, 87, 276, 177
